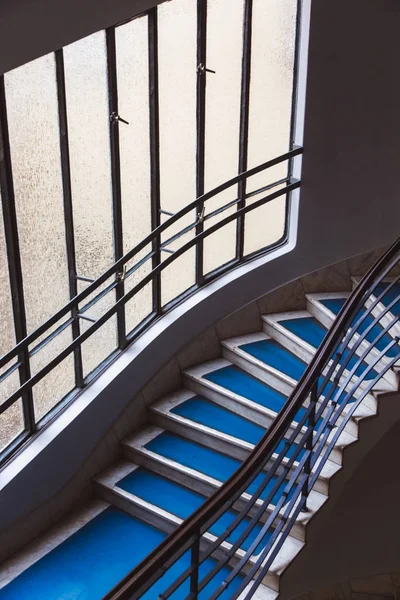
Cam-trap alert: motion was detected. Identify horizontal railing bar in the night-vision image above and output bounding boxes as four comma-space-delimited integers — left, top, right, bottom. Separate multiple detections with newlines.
0, 181, 300, 414
245, 176, 289, 200
29, 317, 75, 358
0, 360, 21, 385
78, 280, 118, 316
103, 236, 400, 600
76, 275, 95, 283
0, 149, 302, 370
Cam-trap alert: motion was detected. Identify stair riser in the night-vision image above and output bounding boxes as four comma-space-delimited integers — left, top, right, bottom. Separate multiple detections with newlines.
221, 345, 358, 444
185, 374, 347, 465
121, 445, 306, 541
149, 410, 251, 463
93, 480, 178, 535
183, 374, 275, 429
93, 481, 265, 581
221, 346, 294, 397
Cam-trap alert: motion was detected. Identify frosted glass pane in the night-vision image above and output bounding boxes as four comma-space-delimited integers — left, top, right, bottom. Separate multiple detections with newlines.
124, 243, 153, 334
158, 0, 196, 213
203, 0, 243, 274
5, 53, 75, 419
64, 32, 114, 277
161, 213, 196, 306
245, 0, 297, 253
0, 400, 24, 453
64, 32, 116, 374
0, 197, 15, 358
78, 279, 117, 378
247, 0, 297, 191
116, 17, 153, 333
5, 54, 70, 332
244, 194, 287, 256
158, 0, 197, 300
30, 324, 74, 421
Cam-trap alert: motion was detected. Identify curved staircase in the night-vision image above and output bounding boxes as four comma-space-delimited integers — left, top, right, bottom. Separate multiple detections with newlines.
1, 273, 400, 600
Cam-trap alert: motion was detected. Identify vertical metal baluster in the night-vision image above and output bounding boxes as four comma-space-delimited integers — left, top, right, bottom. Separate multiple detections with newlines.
189, 533, 201, 600
107, 27, 127, 349
195, 0, 207, 286
236, 0, 253, 261
302, 378, 317, 511
55, 49, 84, 388
0, 75, 35, 432
148, 8, 162, 314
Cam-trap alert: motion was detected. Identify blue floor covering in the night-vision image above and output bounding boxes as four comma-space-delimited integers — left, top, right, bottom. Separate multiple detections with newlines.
281, 316, 377, 380
0, 506, 244, 600
118, 467, 269, 553
146, 432, 295, 504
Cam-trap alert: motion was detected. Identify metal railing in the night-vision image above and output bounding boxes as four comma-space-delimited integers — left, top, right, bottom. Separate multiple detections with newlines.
102, 240, 400, 599
0, 0, 303, 464
0, 147, 302, 464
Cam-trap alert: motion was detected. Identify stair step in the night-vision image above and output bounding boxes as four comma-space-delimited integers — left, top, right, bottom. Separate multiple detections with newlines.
306, 293, 398, 387
184, 359, 353, 463
123, 426, 334, 502
221, 333, 359, 445
262, 311, 384, 413
352, 277, 400, 340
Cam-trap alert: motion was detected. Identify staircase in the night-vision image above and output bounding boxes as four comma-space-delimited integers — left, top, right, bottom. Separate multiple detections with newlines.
1, 274, 400, 600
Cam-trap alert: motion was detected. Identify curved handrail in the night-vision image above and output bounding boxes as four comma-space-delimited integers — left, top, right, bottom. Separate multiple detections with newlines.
103, 236, 400, 600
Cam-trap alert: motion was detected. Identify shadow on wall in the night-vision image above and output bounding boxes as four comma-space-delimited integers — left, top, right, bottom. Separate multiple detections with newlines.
281, 416, 400, 600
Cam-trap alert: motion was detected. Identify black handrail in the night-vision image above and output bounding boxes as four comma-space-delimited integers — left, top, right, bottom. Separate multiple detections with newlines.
103, 237, 400, 600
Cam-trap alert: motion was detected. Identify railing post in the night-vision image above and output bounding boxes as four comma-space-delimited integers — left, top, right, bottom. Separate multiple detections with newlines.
0, 75, 35, 433
189, 532, 201, 600
107, 27, 127, 349
55, 48, 84, 389
236, 0, 253, 261
302, 379, 317, 511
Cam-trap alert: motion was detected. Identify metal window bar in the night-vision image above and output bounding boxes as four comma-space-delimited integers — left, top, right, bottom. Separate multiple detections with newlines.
55, 48, 84, 389
107, 26, 127, 349
195, 0, 207, 286
148, 8, 162, 315
0, 74, 35, 434
0, 148, 301, 374
236, 0, 253, 260
0, 177, 301, 418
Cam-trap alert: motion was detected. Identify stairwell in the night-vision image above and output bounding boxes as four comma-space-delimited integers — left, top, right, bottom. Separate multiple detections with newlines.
1, 252, 400, 599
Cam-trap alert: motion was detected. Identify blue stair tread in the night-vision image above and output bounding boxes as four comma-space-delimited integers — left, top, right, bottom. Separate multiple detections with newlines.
240, 339, 307, 381
146, 432, 295, 504
0, 505, 244, 600
282, 316, 377, 380
204, 364, 287, 413
118, 467, 268, 553
322, 298, 399, 358
0, 507, 167, 600
142, 552, 244, 599
173, 392, 304, 460
172, 396, 265, 445
374, 282, 400, 316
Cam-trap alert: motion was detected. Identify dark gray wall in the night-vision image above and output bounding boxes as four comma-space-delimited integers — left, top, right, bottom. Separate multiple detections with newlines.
1, 0, 400, 543
280, 405, 400, 598
0, 0, 166, 75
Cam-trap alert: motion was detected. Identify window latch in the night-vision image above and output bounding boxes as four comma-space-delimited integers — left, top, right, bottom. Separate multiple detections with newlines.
197, 206, 206, 224
197, 63, 216, 75
110, 112, 130, 125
